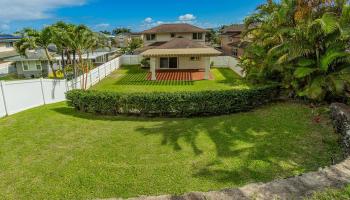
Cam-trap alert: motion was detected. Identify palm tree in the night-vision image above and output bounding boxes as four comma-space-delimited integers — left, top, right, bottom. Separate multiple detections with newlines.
241, 0, 350, 101
15, 27, 58, 78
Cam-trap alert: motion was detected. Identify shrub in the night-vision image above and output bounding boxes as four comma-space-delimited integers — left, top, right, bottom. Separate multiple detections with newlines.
66, 85, 280, 117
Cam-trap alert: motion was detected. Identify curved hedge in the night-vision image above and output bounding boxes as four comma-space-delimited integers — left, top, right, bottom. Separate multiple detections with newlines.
66, 85, 280, 117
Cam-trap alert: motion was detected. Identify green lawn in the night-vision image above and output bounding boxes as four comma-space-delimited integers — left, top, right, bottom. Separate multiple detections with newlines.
306, 185, 350, 200
0, 74, 22, 81
91, 65, 252, 93
0, 102, 342, 200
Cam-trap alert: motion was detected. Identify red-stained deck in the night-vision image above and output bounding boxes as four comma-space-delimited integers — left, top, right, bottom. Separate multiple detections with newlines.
147, 70, 213, 81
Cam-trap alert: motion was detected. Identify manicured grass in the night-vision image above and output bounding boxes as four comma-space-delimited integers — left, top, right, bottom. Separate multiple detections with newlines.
306, 185, 350, 200
0, 102, 342, 199
91, 65, 252, 93
0, 74, 22, 81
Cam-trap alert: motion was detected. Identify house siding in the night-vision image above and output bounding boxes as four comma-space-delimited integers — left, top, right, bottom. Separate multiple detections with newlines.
154, 56, 208, 70
143, 33, 206, 46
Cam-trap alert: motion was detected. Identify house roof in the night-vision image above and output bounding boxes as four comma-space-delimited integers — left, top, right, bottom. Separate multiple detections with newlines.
0, 34, 21, 40
221, 24, 245, 34
0, 50, 19, 60
155, 38, 208, 49
142, 23, 208, 34
141, 38, 221, 57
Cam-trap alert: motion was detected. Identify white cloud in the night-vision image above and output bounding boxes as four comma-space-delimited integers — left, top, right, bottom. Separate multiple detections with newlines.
144, 17, 153, 23
0, 0, 86, 22
95, 23, 110, 29
178, 14, 196, 22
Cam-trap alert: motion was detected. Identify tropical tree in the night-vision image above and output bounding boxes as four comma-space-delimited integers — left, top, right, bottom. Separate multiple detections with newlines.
120, 38, 143, 54
15, 27, 58, 78
241, 0, 350, 101
112, 27, 131, 35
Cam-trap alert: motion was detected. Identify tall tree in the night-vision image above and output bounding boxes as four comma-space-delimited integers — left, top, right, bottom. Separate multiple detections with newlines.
15, 27, 58, 78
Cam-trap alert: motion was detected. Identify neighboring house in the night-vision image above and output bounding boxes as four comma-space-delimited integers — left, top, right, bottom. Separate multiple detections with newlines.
5, 48, 118, 78
0, 34, 21, 76
220, 24, 245, 58
138, 23, 221, 80
115, 32, 141, 48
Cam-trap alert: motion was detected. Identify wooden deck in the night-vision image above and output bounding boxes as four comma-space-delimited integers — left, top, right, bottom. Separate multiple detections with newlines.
147, 70, 213, 81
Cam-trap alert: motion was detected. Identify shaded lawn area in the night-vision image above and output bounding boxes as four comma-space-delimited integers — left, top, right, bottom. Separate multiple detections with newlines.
91, 65, 252, 93
0, 74, 22, 81
0, 102, 343, 200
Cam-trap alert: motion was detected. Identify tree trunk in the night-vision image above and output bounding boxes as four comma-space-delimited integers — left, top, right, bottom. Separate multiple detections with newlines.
61, 49, 66, 79
44, 48, 57, 78
73, 50, 77, 79
78, 52, 85, 90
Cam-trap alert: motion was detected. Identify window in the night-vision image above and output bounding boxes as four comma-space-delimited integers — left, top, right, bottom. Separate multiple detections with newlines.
5, 42, 13, 48
36, 61, 42, 70
171, 33, 176, 38
190, 56, 200, 61
23, 62, 29, 71
146, 34, 156, 41
232, 48, 238, 57
193, 33, 203, 40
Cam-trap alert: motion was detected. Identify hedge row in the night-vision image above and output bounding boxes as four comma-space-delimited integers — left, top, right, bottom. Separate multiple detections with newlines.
66, 85, 280, 117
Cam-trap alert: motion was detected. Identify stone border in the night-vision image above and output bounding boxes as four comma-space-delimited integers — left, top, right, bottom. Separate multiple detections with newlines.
99, 103, 350, 200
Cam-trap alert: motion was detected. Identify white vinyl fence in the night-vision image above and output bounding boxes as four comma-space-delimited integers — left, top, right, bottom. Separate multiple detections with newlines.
0, 56, 122, 118
210, 56, 245, 77
0, 62, 16, 76
121, 55, 143, 65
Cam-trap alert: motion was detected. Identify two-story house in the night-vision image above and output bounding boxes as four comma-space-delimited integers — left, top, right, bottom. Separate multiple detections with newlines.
220, 24, 245, 58
0, 35, 21, 76
138, 23, 221, 80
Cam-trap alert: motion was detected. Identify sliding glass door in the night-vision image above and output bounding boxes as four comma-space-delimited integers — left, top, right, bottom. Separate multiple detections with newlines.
159, 57, 178, 69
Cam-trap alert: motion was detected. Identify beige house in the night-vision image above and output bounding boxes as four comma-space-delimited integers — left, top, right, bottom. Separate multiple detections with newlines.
138, 24, 221, 80
220, 24, 245, 58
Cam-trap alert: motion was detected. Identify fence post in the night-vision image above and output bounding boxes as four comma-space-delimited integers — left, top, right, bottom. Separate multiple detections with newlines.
104, 64, 107, 77
98, 66, 101, 82
0, 81, 8, 116
65, 79, 69, 93
39, 78, 46, 105
89, 71, 93, 87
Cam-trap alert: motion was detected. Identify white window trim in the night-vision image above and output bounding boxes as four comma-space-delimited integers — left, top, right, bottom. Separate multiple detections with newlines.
21, 61, 42, 71
146, 34, 156, 41
193, 33, 203, 40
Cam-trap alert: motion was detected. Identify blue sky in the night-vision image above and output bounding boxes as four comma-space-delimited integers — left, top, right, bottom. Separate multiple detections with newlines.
0, 0, 265, 33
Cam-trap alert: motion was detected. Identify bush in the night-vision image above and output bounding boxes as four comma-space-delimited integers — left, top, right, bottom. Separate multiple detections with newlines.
66, 85, 280, 117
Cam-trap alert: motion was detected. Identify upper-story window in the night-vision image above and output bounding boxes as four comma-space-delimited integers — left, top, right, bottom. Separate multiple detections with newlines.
193, 33, 203, 40
171, 33, 176, 38
146, 34, 156, 41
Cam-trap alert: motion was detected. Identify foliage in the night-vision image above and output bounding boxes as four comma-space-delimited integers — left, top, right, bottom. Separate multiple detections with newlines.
100, 30, 112, 35
120, 38, 143, 54
140, 58, 150, 68
15, 27, 58, 77
0, 102, 341, 199
240, 0, 350, 101
205, 28, 221, 46
15, 22, 110, 82
112, 27, 131, 35
66, 85, 279, 117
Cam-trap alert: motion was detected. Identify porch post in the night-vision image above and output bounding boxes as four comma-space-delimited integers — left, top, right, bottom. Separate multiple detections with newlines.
204, 57, 210, 80
150, 57, 156, 81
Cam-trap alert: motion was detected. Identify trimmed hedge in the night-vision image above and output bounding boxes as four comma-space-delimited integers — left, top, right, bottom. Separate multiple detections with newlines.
66, 85, 280, 117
